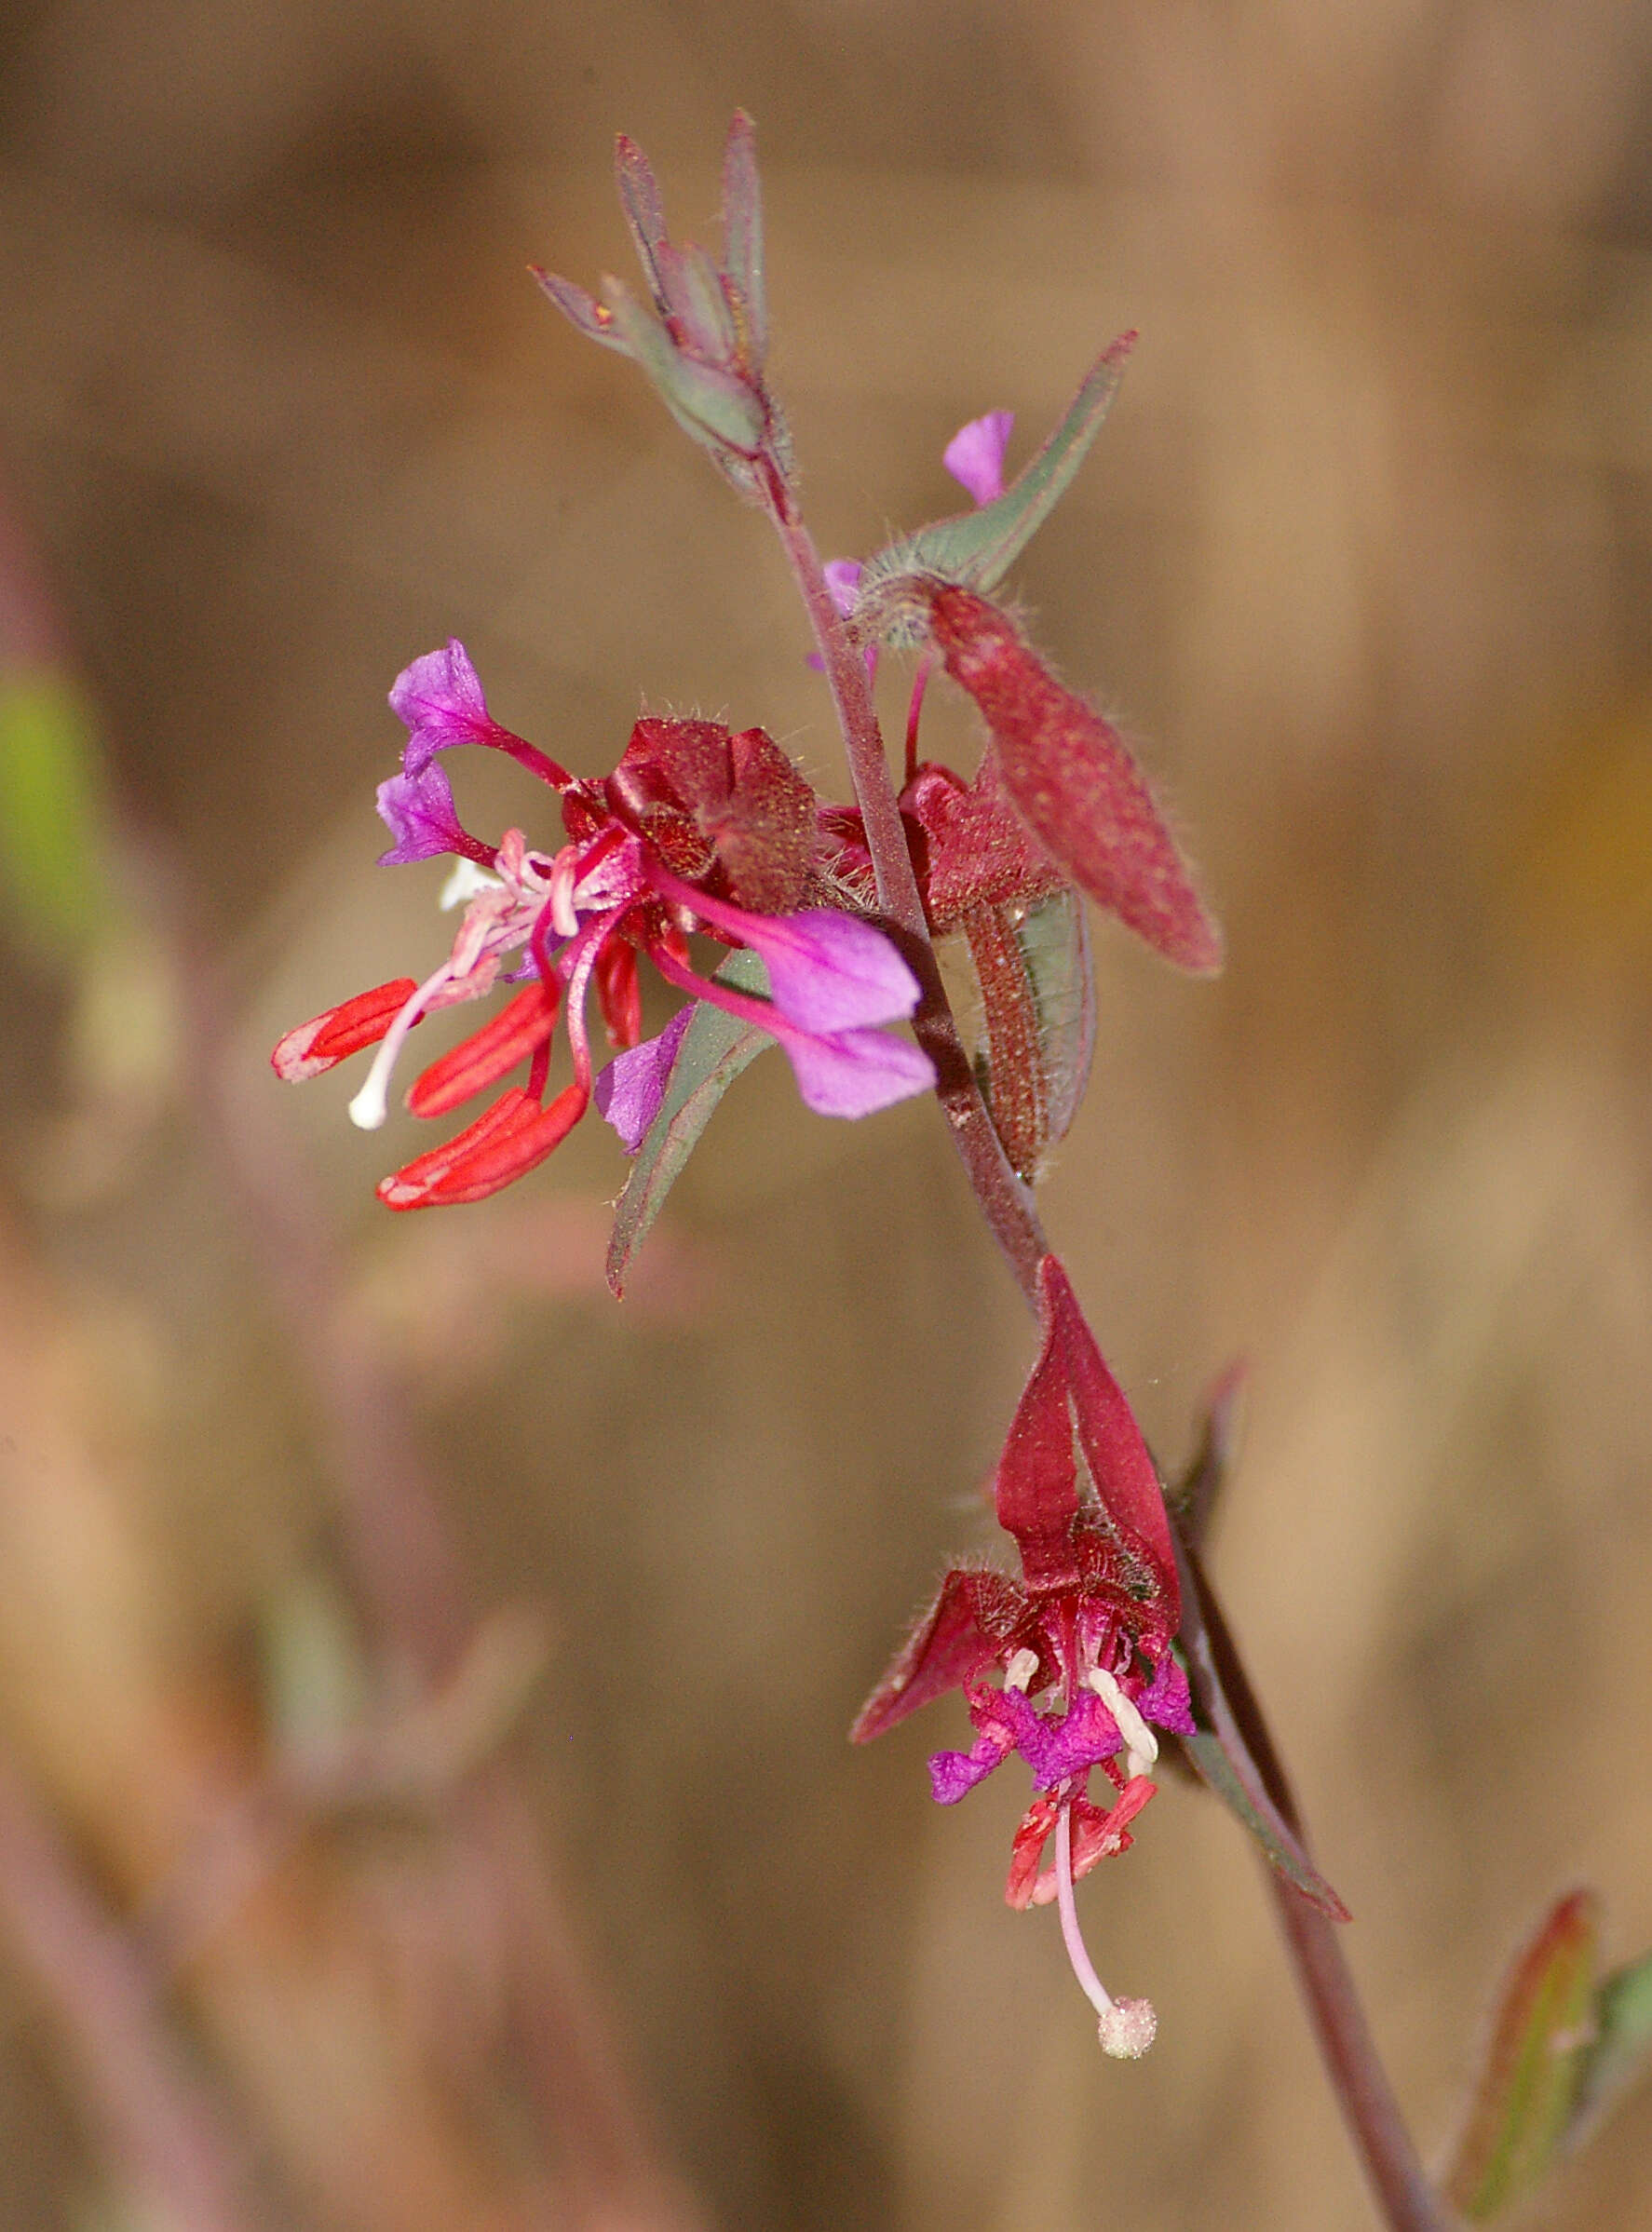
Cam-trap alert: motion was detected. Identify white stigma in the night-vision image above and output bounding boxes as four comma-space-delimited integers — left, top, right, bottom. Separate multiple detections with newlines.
1003, 1647, 1039, 1694
1090, 1665, 1158, 1781
440, 859, 501, 912
346, 964, 451, 1131
347, 1072, 389, 1130
1052, 1798, 1158, 2062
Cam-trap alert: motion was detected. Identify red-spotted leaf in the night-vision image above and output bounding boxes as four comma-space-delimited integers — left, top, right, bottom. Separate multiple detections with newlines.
1442, 1889, 1600, 2218
606, 950, 773, 1297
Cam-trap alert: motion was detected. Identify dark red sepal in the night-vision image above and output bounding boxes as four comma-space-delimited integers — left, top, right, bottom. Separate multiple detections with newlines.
849, 1567, 1033, 1745
1038, 1257, 1180, 1621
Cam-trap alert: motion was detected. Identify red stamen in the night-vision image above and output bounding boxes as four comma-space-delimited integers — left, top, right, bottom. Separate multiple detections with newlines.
271, 979, 419, 1082
595, 937, 643, 1048
376, 1084, 586, 1210
405, 981, 562, 1117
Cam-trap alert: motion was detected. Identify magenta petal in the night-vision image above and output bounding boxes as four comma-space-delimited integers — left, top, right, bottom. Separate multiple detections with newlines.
389, 640, 497, 774
593, 1006, 694, 1154
737, 910, 920, 1032
997, 1687, 1122, 1791
928, 1733, 1010, 1806
375, 762, 478, 865
942, 410, 1014, 506
775, 1022, 933, 1118
1137, 1651, 1195, 1737
823, 559, 862, 617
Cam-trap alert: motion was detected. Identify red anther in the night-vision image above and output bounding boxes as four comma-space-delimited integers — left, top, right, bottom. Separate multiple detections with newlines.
271, 979, 419, 1082
595, 937, 643, 1049
405, 981, 561, 1117
377, 1084, 587, 1210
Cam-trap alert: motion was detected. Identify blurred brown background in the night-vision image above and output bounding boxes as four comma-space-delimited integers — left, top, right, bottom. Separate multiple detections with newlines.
1, 3, 1650, 2228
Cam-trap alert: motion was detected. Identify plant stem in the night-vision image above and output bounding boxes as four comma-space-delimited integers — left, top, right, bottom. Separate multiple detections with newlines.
761, 448, 1451, 2232
757, 454, 1048, 1304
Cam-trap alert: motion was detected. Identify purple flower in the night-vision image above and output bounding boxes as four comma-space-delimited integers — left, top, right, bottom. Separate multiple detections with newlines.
593, 1007, 695, 1154
942, 409, 1015, 506
375, 762, 493, 868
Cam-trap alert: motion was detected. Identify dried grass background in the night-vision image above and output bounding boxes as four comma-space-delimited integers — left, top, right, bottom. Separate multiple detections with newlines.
2, 3, 1651, 2228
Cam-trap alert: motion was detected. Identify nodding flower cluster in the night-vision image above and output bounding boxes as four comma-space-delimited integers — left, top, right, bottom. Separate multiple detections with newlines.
853, 1256, 1195, 2058
272, 642, 935, 1207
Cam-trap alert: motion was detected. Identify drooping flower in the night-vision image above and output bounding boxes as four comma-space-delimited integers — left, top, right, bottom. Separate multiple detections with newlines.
853, 1254, 1193, 2057
272, 644, 934, 1207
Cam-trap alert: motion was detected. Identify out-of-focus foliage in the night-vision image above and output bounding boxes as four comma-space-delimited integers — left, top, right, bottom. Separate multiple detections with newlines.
2, 4, 1652, 2231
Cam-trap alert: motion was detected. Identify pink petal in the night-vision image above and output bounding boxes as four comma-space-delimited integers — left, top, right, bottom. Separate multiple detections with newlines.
942, 410, 1014, 506
593, 1006, 695, 1154
775, 1021, 933, 1118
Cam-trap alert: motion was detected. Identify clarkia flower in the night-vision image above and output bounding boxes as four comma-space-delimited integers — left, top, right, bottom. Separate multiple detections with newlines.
272, 644, 934, 1207
853, 1254, 1193, 2057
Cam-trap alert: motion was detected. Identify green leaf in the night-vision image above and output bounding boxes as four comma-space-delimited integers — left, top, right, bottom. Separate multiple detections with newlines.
1176, 1721, 1350, 1920
1442, 1889, 1599, 2219
857, 334, 1134, 643
606, 951, 774, 1297
603, 280, 766, 458
0, 670, 108, 947
1570, 1945, 1652, 2147
1170, 1529, 1351, 1921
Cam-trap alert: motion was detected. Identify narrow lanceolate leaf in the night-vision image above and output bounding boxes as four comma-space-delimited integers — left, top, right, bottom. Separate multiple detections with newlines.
614, 132, 670, 309
606, 951, 773, 1297
1442, 1889, 1599, 2219
1568, 1944, 1652, 2150
602, 280, 767, 457
856, 334, 1135, 642
1171, 1530, 1351, 1921
721, 110, 766, 361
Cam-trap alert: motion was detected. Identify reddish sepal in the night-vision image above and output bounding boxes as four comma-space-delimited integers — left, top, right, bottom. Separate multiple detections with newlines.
926, 585, 1223, 975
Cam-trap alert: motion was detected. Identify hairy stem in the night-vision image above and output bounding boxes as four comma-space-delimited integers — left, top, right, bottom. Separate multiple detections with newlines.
756, 453, 1047, 1302
760, 447, 1448, 2231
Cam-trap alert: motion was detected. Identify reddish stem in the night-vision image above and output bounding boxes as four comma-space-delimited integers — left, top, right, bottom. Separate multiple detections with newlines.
757, 440, 1449, 2232
755, 452, 1047, 1305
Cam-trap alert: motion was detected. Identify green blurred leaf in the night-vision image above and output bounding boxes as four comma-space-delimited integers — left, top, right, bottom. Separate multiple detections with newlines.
0, 670, 109, 946
1570, 1945, 1652, 2147
606, 951, 773, 1297
1442, 1888, 1599, 2219
858, 335, 1133, 643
